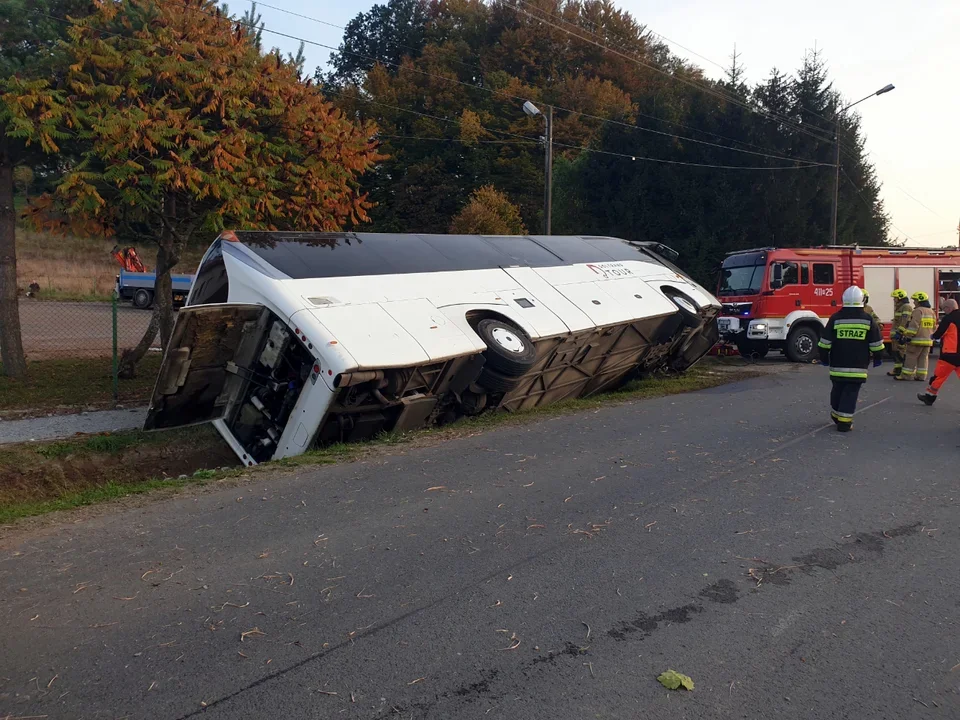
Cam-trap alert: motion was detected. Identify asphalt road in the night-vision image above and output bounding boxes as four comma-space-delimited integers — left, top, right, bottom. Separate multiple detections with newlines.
1, 365, 958, 719
19, 300, 158, 358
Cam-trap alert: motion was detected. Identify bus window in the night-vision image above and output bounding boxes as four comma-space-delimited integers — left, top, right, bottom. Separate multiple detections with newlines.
420, 234, 514, 270
813, 263, 835, 284
482, 236, 564, 267
190, 241, 229, 305
532, 236, 609, 264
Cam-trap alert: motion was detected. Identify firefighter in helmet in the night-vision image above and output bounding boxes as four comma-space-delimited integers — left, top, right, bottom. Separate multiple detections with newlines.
888, 289, 913, 377
897, 291, 937, 381
818, 286, 885, 432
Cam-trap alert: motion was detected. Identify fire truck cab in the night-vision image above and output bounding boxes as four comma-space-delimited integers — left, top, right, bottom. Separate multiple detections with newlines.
717, 245, 960, 362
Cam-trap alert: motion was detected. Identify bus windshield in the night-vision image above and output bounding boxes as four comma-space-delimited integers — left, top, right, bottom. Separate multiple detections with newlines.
719, 253, 766, 296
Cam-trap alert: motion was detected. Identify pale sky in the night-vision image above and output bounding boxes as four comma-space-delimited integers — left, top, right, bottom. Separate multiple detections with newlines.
254, 0, 959, 247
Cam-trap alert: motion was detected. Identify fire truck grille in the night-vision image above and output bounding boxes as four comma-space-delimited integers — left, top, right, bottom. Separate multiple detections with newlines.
722, 303, 752, 316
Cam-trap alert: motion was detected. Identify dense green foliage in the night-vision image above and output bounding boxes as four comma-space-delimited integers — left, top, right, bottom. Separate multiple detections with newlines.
324, 0, 891, 284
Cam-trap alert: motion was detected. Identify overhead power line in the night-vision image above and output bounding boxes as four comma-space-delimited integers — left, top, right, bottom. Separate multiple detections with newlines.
511, 0, 837, 146
893, 185, 945, 220
33, 4, 830, 173
232, 0, 833, 166
327, 88, 828, 171
842, 168, 913, 242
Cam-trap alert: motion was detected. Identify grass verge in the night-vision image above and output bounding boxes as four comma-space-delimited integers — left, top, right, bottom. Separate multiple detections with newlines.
0, 363, 760, 524
15, 227, 207, 301
0, 354, 163, 416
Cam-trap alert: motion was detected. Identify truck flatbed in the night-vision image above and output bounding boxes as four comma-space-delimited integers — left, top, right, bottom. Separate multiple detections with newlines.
116, 269, 194, 309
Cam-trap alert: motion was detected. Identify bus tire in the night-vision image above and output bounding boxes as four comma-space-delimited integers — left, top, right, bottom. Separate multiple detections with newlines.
133, 288, 154, 309
785, 325, 819, 363
477, 366, 521, 394
662, 289, 702, 329
476, 319, 537, 377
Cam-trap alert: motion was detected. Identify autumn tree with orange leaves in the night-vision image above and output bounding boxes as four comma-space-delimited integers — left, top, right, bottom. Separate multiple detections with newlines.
27, 0, 382, 376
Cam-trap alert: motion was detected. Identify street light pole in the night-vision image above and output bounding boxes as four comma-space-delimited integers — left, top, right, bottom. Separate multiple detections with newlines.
543, 105, 553, 235
523, 100, 553, 235
830, 83, 895, 245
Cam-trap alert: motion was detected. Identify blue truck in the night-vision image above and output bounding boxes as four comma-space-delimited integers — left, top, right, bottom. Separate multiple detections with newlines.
115, 268, 195, 309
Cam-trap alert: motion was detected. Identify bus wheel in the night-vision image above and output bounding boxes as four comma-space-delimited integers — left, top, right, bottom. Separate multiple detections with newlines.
662, 289, 702, 329
133, 288, 154, 309
477, 319, 537, 376
477, 367, 520, 394
785, 326, 819, 363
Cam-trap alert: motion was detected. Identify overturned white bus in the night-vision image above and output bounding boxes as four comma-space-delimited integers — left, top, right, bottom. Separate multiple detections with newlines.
144, 232, 721, 466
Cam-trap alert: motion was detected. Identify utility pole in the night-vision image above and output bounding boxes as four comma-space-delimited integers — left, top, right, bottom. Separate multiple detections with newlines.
543, 105, 553, 235
830, 84, 895, 245
830, 114, 841, 245
522, 100, 553, 235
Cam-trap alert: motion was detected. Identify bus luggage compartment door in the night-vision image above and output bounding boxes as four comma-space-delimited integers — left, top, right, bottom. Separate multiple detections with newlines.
144, 304, 270, 430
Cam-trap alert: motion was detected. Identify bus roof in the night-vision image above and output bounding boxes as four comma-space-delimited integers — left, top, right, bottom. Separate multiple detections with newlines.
217, 231, 678, 280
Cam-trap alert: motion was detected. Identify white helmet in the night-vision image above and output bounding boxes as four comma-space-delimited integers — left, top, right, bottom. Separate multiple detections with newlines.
842, 286, 864, 307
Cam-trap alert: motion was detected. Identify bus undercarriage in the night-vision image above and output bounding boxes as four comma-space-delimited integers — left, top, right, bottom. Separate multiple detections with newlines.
316, 308, 719, 446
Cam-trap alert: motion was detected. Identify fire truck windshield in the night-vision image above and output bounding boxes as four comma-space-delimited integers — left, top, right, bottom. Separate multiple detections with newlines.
719, 253, 766, 296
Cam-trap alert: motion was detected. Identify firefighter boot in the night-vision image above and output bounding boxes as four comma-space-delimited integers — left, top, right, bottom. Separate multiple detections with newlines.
918, 392, 937, 406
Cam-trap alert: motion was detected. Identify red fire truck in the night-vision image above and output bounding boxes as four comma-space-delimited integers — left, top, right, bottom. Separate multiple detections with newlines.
717, 245, 960, 362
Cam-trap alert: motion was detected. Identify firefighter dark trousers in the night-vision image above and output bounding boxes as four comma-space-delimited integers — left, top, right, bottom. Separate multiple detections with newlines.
901, 344, 930, 380
830, 379, 862, 426
926, 360, 960, 396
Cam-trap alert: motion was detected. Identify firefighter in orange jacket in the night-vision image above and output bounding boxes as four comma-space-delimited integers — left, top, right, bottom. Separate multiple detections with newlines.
918, 299, 960, 405
897, 291, 937, 381
818, 286, 885, 432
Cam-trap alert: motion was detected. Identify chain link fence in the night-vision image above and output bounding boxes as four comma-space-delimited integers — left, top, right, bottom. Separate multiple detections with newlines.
14, 294, 162, 408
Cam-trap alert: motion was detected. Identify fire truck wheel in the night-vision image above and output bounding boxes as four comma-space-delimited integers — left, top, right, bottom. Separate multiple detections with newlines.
133, 288, 154, 310
785, 326, 819, 363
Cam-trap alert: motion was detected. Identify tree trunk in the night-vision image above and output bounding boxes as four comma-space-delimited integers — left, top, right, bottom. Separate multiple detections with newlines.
117, 194, 183, 378
118, 308, 159, 379
0, 129, 27, 377
155, 240, 176, 350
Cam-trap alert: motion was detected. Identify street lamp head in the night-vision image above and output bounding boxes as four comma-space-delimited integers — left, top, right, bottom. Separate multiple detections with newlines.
876, 83, 895, 95
522, 100, 541, 117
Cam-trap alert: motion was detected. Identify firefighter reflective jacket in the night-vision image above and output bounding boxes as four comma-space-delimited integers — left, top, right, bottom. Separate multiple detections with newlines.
904, 303, 937, 346
863, 303, 881, 327
818, 307, 885, 382
932, 308, 960, 365
893, 300, 913, 339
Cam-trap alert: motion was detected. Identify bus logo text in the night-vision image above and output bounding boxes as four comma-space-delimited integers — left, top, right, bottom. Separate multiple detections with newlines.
586, 262, 634, 279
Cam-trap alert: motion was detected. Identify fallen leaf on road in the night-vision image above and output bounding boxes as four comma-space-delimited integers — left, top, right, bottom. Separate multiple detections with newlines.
425, 486, 447, 492
657, 669, 694, 691
240, 627, 265, 642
